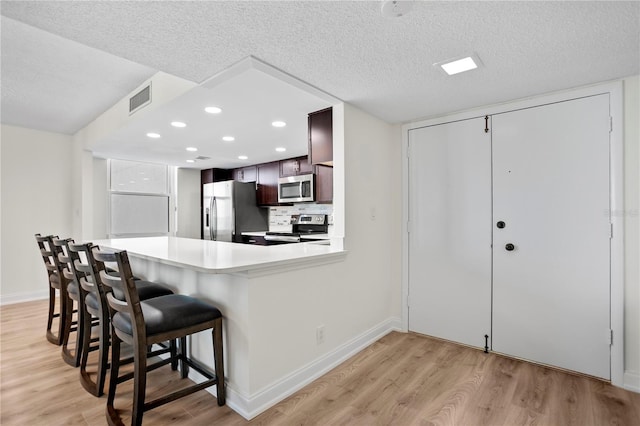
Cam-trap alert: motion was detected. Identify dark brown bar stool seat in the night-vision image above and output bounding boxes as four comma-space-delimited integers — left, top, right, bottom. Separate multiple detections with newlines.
35, 234, 71, 346
67, 242, 174, 397
94, 249, 225, 426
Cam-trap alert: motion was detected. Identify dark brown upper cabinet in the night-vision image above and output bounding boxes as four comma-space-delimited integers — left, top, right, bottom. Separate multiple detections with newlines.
279, 156, 314, 178
201, 168, 233, 185
233, 166, 257, 183
314, 165, 333, 204
256, 161, 280, 206
308, 107, 333, 165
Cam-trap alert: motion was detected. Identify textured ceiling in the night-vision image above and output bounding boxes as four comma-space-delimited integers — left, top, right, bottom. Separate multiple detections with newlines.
1, 1, 639, 135
1, 16, 155, 134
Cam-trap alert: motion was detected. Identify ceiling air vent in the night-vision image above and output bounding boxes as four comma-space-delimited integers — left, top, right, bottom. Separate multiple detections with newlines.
195, 156, 211, 160
129, 83, 151, 115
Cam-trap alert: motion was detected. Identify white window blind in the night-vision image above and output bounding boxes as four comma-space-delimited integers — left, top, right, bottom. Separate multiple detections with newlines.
109, 160, 170, 237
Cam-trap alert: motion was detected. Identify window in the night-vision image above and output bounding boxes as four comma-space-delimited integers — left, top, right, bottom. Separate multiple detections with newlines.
108, 159, 170, 237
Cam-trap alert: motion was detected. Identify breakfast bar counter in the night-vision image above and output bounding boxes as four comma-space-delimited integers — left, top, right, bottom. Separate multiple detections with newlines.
91, 236, 347, 419
92, 236, 343, 274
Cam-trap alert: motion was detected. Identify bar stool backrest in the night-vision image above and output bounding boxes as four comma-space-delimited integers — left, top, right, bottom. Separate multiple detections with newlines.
52, 238, 76, 285
68, 243, 110, 312
93, 249, 146, 343
35, 234, 61, 282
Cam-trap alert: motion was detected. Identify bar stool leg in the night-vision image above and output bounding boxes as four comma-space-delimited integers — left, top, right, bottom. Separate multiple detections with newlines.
179, 336, 188, 379
213, 318, 225, 406
46, 286, 59, 344
95, 314, 110, 396
170, 339, 178, 371
132, 342, 148, 426
106, 331, 122, 425
61, 298, 80, 367
56, 290, 68, 346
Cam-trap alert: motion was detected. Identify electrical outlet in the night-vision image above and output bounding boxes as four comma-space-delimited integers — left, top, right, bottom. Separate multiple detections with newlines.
316, 325, 325, 345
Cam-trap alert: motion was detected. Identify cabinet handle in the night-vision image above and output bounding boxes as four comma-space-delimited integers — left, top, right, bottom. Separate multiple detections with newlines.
505, 243, 515, 251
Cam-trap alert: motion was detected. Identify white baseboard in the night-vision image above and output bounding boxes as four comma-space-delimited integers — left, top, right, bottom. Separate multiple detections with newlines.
623, 370, 640, 393
0, 290, 48, 306
185, 316, 402, 420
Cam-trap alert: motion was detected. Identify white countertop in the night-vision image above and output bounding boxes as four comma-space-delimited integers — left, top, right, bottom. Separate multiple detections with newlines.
91, 236, 345, 274
241, 232, 330, 240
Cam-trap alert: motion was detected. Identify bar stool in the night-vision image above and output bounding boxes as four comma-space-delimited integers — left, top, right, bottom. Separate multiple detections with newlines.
53, 237, 88, 367
67, 242, 175, 397
35, 234, 70, 346
94, 248, 225, 426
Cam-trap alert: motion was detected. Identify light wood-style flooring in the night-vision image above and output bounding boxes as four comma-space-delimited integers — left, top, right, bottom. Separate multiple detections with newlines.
1, 299, 639, 425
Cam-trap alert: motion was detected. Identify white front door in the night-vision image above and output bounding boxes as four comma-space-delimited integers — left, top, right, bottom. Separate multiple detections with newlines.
408, 117, 492, 349
491, 94, 611, 379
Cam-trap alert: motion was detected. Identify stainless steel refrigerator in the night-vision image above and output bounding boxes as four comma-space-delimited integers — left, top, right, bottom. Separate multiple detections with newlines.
202, 181, 268, 242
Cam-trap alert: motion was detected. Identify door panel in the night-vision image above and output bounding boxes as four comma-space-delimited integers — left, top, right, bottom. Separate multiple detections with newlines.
492, 94, 611, 379
213, 181, 233, 242
408, 118, 492, 349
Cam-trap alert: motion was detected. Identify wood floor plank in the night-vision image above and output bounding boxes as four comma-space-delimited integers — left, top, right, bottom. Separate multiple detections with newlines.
2, 299, 639, 425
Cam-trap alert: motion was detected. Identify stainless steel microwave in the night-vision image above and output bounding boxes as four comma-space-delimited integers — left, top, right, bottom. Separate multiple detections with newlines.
278, 173, 314, 203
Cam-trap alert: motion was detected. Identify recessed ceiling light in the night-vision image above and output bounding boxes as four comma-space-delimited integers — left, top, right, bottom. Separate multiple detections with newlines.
272, 121, 286, 128
238, 155, 248, 160
205, 106, 222, 114
146, 132, 161, 138
186, 159, 195, 163
435, 55, 481, 76
275, 147, 287, 152
222, 136, 235, 142
380, 0, 414, 18
171, 121, 186, 128
186, 147, 198, 152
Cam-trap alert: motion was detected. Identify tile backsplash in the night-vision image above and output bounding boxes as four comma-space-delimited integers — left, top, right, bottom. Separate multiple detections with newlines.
269, 203, 334, 232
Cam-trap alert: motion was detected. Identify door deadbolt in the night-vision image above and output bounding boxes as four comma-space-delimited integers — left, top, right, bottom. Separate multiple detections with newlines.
496, 221, 506, 229
505, 243, 515, 251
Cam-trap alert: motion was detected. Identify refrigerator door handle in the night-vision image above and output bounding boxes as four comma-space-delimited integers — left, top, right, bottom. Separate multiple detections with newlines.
232, 206, 236, 238
211, 196, 216, 240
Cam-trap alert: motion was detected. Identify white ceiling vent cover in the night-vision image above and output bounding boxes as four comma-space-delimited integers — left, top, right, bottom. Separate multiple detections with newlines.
129, 83, 151, 115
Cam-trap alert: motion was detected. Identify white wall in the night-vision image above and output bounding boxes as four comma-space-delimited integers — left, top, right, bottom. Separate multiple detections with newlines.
0, 125, 74, 303
176, 168, 201, 239
248, 103, 402, 394
623, 75, 640, 387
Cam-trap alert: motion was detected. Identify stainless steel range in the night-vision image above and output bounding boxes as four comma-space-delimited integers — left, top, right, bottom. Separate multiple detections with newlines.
264, 214, 328, 244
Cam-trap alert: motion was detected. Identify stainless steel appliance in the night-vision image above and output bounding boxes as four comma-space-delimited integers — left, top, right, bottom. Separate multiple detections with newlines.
203, 181, 268, 242
264, 214, 328, 244
278, 173, 315, 203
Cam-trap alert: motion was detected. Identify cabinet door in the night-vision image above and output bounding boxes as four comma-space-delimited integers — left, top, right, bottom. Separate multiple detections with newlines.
492, 94, 611, 379
279, 159, 299, 177
408, 118, 492, 349
201, 169, 214, 185
202, 168, 232, 184
280, 156, 313, 177
256, 162, 279, 206
233, 166, 257, 183
314, 165, 333, 204
309, 108, 333, 164
298, 156, 314, 175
